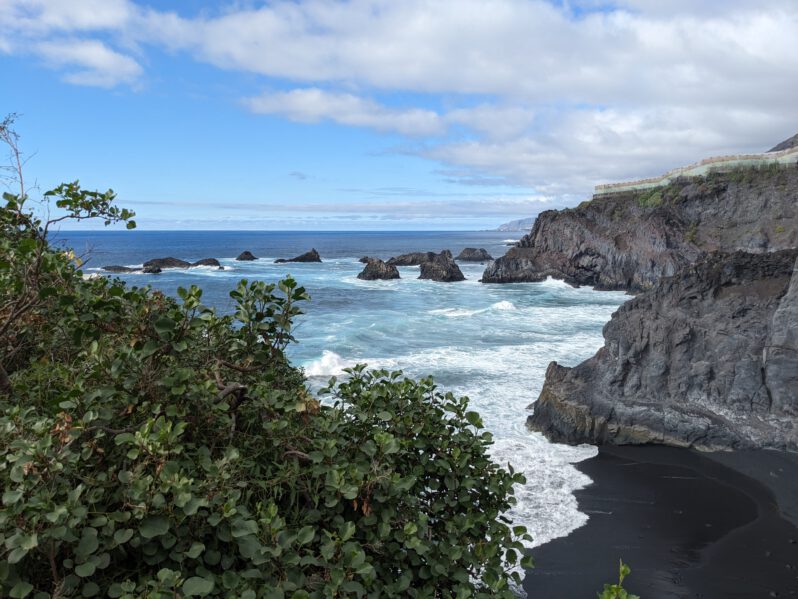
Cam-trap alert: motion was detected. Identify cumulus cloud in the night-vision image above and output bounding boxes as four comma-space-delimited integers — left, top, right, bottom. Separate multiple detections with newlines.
35, 39, 142, 87
244, 88, 444, 136
2, 0, 798, 201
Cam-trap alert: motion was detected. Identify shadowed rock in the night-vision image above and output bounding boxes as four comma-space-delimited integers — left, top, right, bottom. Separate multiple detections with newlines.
142, 266, 162, 274
358, 256, 371, 263
527, 250, 798, 450
357, 258, 400, 280
275, 249, 322, 263
456, 248, 493, 262
143, 257, 191, 269
236, 251, 257, 261
191, 258, 221, 268
103, 265, 137, 273
387, 251, 437, 266
418, 250, 465, 282
482, 167, 798, 290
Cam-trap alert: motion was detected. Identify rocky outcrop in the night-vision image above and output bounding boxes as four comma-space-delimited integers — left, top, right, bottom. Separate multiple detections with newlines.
103, 265, 137, 273
236, 251, 257, 261
191, 258, 221, 268
482, 167, 798, 291
142, 266, 162, 274
769, 132, 798, 152
358, 256, 371, 264
418, 250, 465, 282
456, 248, 493, 262
527, 250, 798, 450
143, 257, 191, 270
275, 249, 322, 263
387, 252, 437, 266
357, 258, 400, 280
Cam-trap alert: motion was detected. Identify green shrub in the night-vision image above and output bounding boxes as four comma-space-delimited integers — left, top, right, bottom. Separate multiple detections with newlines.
0, 170, 529, 595
636, 189, 663, 208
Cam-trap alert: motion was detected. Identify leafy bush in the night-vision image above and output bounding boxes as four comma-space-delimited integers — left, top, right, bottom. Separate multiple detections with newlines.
0, 174, 529, 594
636, 189, 663, 208
597, 560, 639, 599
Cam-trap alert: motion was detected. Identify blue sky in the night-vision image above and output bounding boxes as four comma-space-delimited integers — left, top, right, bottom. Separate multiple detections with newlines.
2, 0, 797, 230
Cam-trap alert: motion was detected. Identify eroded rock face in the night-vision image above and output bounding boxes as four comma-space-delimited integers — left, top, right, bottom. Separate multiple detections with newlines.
418, 250, 465, 282
482, 168, 798, 291
143, 257, 191, 269
357, 258, 400, 280
456, 248, 493, 262
275, 249, 322, 263
236, 251, 257, 261
387, 252, 437, 266
527, 250, 798, 450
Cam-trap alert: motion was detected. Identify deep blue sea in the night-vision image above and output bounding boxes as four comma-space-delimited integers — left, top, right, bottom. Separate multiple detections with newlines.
54, 230, 627, 551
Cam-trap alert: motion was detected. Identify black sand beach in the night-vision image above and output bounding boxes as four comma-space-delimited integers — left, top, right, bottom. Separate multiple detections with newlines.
523, 445, 798, 598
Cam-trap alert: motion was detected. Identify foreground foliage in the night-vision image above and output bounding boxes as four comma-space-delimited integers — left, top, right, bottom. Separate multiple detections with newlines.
0, 174, 530, 595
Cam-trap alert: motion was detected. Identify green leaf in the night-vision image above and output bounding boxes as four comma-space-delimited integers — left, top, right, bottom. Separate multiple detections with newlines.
182, 577, 215, 596
113, 529, 134, 544
3, 489, 23, 504
186, 542, 205, 559
75, 561, 97, 577
340, 521, 356, 542
296, 526, 315, 546
9, 581, 33, 598
139, 516, 170, 539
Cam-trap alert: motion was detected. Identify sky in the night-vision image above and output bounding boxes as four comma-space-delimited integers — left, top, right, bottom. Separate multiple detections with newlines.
1, 0, 797, 230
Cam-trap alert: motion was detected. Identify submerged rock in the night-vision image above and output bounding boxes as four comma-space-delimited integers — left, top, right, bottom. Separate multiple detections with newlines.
143, 257, 191, 270
527, 250, 798, 450
275, 249, 322, 263
418, 250, 465, 282
236, 251, 257, 261
387, 252, 437, 266
456, 248, 493, 262
357, 258, 400, 280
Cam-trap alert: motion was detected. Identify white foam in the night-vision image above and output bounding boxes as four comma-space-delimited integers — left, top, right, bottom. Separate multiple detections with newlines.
490, 300, 516, 311
502, 239, 520, 243
303, 350, 355, 377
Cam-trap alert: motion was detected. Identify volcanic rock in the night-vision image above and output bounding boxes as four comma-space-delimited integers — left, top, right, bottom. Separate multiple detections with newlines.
527, 250, 798, 450
143, 257, 191, 270
481, 167, 798, 291
418, 250, 466, 282
357, 258, 400, 280
275, 249, 322, 263
102, 265, 137, 273
387, 252, 437, 266
456, 248, 493, 262
191, 258, 221, 268
236, 251, 257, 261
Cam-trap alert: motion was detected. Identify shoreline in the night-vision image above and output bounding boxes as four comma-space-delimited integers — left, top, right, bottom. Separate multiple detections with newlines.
522, 445, 798, 598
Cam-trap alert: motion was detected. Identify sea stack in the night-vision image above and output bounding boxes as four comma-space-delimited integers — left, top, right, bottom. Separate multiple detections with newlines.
357, 258, 400, 280
275, 249, 322, 263
418, 250, 465, 282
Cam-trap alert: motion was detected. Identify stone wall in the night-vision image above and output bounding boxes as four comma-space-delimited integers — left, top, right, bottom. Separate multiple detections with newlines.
595, 146, 798, 196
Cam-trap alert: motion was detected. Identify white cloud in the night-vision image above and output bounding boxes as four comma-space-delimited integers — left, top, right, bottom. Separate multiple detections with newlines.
2, 0, 798, 200
35, 39, 142, 87
244, 88, 444, 136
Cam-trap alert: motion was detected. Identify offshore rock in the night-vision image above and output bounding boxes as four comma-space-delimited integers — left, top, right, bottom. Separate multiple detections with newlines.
357, 258, 400, 280
358, 256, 371, 263
103, 265, 137, 273
482, 167, 798, 291
456, 248, 494, 262
191, 258, 221, 268
387, 251, 437, 266
143, 257, 191, 269
418, 250, 466, 282
527, 250, 798, 450
236, 251, 257, 261
275, 249, 322, 263
142, 266, 162, 274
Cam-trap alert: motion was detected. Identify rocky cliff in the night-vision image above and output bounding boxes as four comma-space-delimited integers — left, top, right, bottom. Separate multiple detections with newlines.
482, 166, 798, 291
528, 250, 798, 450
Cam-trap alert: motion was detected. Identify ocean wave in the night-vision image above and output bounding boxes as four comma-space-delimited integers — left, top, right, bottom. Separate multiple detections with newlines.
303, 350, 357, 377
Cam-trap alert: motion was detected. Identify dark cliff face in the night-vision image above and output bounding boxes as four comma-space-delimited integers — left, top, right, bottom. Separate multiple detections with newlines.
528, 250, 798, 450
482, 166, 798, 291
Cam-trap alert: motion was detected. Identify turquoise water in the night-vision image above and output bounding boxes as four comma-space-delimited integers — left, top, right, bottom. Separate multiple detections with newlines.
60, 230, 628, 549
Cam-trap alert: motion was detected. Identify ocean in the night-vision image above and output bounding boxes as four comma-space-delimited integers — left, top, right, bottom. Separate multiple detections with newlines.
54, 229, 628, 551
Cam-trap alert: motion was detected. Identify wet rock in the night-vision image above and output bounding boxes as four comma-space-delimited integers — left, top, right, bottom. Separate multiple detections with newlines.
418, 250, 466, 282
143, 257, 191, 269
236, 251, 257, 261
456, 248, 493, 262
275, 249, 322, 263
387, 252, 437, 266
191, 258, 221, 268
357, 258, 400, 280
103, 265, 137, 273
